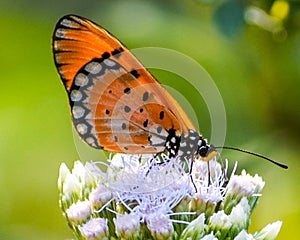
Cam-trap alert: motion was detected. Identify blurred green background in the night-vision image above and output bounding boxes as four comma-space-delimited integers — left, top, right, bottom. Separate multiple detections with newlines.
0, 0, 299, 239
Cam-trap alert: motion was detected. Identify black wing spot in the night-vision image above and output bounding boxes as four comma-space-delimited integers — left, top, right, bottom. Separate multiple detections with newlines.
159, 111, 165, 120
130, 69, 140, 78
124, 146, 128, 150
105, 109, 110, 115
108, 89, 112, 94
142, 91, 149, 102
114, 136, 118, 142
124, 88, 131, 94
124, 106, 131, 113
122, 123, 126, 130
143, 119, 149, 128
102, 52, 110, 59
140, 108, 144, 113
111, 47, 123, 58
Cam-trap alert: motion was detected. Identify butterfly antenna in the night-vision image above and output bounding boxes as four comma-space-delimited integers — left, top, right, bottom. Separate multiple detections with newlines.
214, 146, 288, 169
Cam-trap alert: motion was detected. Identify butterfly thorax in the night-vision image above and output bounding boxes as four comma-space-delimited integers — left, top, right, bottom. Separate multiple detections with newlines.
165, 129, 217, 161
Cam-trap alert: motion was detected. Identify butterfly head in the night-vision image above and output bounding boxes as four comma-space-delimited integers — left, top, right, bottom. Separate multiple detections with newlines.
197, 139, 218, 162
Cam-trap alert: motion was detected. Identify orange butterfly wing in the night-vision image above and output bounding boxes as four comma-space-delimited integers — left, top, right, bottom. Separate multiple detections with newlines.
52, 15, 196, 154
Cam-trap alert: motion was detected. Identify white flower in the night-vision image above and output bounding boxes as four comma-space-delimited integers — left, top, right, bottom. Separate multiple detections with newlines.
234, 229, 255, 240
181, 213, 206, 239
79, 218, 108, 240
254, 221, 282, 240
73, 161, 95, 188
223, 169, 265, 213
58, 154, 284, 239
72, 161, 86, 178
209, 210, 231, 229
191, 157, 229, 203
89, 185, 112, 210
66, 200, 91, 223
63, 171, 81, 197
229, 197, 250, 230
200, 233, 218, 240
114, 213, 140, 239
226, 170, 265, 198
106, 154, 189, 220
58, 163, 71, 191
107, 154, 187, 192
147, 214, 174, 240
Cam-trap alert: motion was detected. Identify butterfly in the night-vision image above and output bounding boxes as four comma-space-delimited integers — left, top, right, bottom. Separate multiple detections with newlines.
52, 14, 219, 162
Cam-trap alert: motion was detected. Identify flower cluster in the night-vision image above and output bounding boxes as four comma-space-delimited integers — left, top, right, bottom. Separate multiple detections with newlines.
58, 154, 282, 240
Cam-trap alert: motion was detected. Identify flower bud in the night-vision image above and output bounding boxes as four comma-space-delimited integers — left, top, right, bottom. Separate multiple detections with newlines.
208, 210, 231, 239
79, 218, 109, 240
181, 213, 206, 239
209, 210, 231, 229
66, 200, 91, 224
200, 233, 218, 240
114, 213, 140, 239
73, 161, 96, 192
229, 197, 250, 231
89, 185, 112, 210
58, 163, 71, 191
234, 229, 255, 240
147, 214, 174, 240
223, 170, 264, 213
254, 221, 282, 240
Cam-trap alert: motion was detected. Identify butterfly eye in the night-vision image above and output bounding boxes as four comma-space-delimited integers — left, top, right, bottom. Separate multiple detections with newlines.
198, 144, 218, 162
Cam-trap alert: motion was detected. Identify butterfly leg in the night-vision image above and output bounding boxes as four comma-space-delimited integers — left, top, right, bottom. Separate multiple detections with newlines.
207, 161, 211, 186
189, 159, 197, 193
